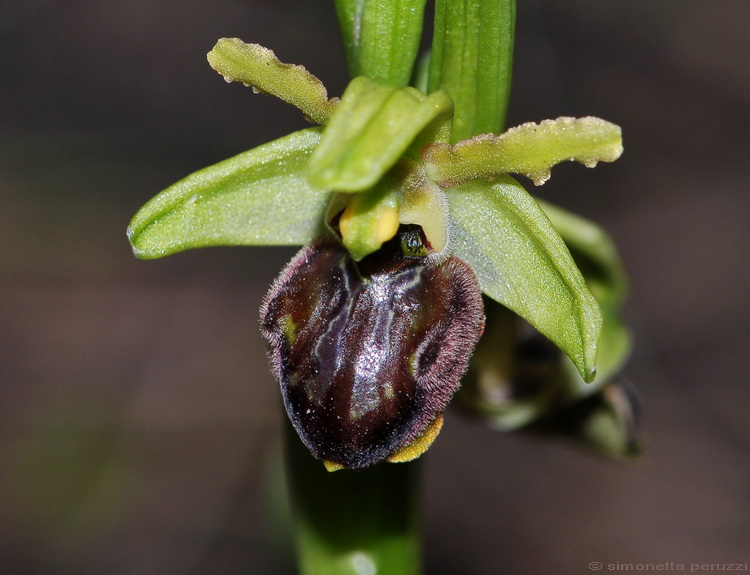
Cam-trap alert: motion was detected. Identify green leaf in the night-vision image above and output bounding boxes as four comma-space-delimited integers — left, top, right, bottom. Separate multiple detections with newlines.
410, 52, 431, 93
447, 175, 602, 381
308, 77, 452, 192
128, 128, 328, 259
424, 117, 623, 187
428, 0, 516, 142
334, 0, 428, 87
207, 38, 337, 125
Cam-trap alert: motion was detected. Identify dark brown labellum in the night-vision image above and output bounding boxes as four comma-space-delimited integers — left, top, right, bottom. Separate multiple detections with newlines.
260, 229, 484, 469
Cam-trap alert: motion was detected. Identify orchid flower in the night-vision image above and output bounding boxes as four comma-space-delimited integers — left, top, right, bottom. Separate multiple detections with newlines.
128, 1, 636, 475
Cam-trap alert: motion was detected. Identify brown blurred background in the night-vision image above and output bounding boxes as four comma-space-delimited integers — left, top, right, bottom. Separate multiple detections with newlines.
1, 0, 748, 573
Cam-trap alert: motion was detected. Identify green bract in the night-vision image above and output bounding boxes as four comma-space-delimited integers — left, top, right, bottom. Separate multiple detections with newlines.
128, 34, 625, 384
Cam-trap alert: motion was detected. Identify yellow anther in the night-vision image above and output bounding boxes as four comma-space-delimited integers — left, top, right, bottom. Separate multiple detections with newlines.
339, 192, 401, 261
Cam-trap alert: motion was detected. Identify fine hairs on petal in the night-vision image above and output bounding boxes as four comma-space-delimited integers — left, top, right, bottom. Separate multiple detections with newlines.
423, 116, 623, 187
207, 38, 338, 125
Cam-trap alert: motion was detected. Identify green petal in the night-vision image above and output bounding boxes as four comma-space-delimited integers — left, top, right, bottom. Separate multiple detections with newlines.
334, 0, 428, 87
207, 38, 337, 125
447, 175, 602, 381
428, 0, 516, 142
128, 128, 328, 259
308, 77, 452, 192
424, 117, 623, 187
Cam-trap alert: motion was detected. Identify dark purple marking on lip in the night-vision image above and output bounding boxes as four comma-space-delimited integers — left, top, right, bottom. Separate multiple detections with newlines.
261, 229, 484, 469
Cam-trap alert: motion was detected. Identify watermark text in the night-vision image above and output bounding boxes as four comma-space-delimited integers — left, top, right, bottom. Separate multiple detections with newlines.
588, 562, 748, 572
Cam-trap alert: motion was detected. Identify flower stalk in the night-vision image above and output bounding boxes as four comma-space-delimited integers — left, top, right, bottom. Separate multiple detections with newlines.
286, 422, 422, 575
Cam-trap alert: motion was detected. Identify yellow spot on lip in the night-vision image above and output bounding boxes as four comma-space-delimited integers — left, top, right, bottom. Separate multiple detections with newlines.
383, 382, 394, 400
387, 414, 444, 463
278, 314, 297, 345
321, 415, 444, 471
323, 459, 345, 472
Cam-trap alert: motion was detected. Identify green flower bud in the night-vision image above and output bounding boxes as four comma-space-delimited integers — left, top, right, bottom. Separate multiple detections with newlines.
529, 378, 642, 458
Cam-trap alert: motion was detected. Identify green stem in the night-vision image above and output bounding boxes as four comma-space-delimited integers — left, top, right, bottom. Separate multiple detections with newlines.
285, 422, 423, 575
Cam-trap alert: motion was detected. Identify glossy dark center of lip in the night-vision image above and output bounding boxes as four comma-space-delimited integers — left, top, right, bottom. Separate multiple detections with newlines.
261, 228, 484, 469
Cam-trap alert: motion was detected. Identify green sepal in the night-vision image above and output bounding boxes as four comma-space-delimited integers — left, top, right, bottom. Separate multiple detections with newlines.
447, 175, 602, 381
127, 128, 328, 259
308, 77, 453, 192
207, 38, 337, 125
333, 0, 428, 87
424, 117, 623, 187
428, 0, 516, 142
540, 199, 631, 383
539, 199, 629, 306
